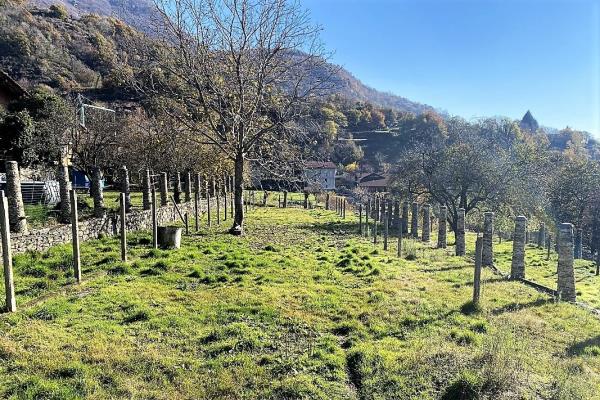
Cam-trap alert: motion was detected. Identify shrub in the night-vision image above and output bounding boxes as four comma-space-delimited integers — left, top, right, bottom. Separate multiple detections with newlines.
442, 370, 481, 400
49, 4, 68, 19
449, 329, 480, 346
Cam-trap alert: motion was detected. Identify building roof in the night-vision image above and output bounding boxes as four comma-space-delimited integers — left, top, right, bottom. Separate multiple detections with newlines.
358, 178, 389, 188
0, 70, 28, 99
357, 172, 387, 183
305, 161, 336, 169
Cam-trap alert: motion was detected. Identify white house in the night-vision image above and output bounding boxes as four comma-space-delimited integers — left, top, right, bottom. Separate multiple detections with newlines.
304, 161, 336, 190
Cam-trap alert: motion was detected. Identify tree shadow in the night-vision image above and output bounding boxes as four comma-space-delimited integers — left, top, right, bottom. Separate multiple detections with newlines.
490, 298, 552, 315
566, 336, 600, 356
460, 276, 510, 287
418, 265, 469, 273
299, 221, 362, 235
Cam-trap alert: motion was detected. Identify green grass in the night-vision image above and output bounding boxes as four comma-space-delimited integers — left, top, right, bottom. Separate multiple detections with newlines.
493, 239, 600, 308
1, 206, 599, 399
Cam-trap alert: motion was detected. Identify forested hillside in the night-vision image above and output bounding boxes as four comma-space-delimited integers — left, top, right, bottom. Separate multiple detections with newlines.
2, 0, 433, 115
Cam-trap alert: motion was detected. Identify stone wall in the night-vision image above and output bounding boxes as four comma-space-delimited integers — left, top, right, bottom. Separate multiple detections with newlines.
2, 198, 221, 255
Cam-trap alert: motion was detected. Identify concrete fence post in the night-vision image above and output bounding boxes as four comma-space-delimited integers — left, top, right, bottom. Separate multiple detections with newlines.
422, 204, 431, 242
91, 166, 105, 217
160, 172, 168, 206
142, 168, 152, 211
70, 189, 81, 283
0, 191, 16, 312
4, 161, 27, 234
411, 202, 419, 238
456, 208, 466, 256
574, 228, 583, 259
194, 173, 201, 199
184, 171, 192, 202
402, 201, 409, 237
538, 222, 546, 249
482, 212, 494, 266
510, 216, 527, 280
57, 163, 72, 224
557, 223, 576, 302
393, 200, 400, 234
174, 172, 182, 204
119, 166, 131, 212
438, 205, 447, 248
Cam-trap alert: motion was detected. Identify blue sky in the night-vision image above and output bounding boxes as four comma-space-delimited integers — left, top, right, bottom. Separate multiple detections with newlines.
302, 0, 600, 136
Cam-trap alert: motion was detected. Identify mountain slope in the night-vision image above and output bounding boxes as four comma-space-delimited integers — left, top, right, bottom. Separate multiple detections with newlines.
30, 0, 157, 31
25, 0, 434, 114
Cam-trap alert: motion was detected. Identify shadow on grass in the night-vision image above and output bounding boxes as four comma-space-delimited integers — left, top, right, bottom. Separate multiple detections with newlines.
459, 276, 510, 287
418, 264, 470, 273
566, 336, 600, 356
299, 221, 361, 235
490, 298, 552, 315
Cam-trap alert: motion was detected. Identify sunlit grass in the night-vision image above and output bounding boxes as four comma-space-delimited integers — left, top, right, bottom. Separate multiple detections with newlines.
1, 205, 599, 399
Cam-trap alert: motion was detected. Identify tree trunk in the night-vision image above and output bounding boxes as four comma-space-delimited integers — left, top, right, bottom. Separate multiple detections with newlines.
230, 152, 245, 235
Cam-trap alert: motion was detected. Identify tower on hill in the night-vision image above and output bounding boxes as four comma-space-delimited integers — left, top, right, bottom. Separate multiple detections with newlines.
520, 110, 539, 133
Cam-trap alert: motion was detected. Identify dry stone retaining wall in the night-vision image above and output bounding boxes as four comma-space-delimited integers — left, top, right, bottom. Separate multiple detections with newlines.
1, 198, 220, 255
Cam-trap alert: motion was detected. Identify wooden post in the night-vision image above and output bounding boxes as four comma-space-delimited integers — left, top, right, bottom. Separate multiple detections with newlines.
152, 187, 158, 249
343, 199, 346, 219
120, 193, 127, 262
383, 204, 389, 251
224, 189, 228, 221
0, 191, 16, 312
207, 194, 212, 227
70, 190, 82, 283
326, 193, 330, 210
194, 192, 199, 231
359, 204, 363, 235
473, 236, 483, 305
184, 212, 189, 235
397, 209, 402, 257
546, 234, 551, 261
230, 192, 234, 217
216, 192, 221, 225
365, 200, 370, 237
373, 209, 378, 245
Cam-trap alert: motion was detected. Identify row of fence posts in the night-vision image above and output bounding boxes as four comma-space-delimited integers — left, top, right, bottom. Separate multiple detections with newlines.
350, 195, 584, 306
0, 166, 242, 312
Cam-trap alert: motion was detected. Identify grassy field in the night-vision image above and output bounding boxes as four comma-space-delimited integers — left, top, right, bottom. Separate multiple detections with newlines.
1, 205, 600, 399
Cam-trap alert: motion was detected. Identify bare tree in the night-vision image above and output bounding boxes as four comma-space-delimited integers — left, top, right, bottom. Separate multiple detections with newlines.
126, 0, 335, 234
